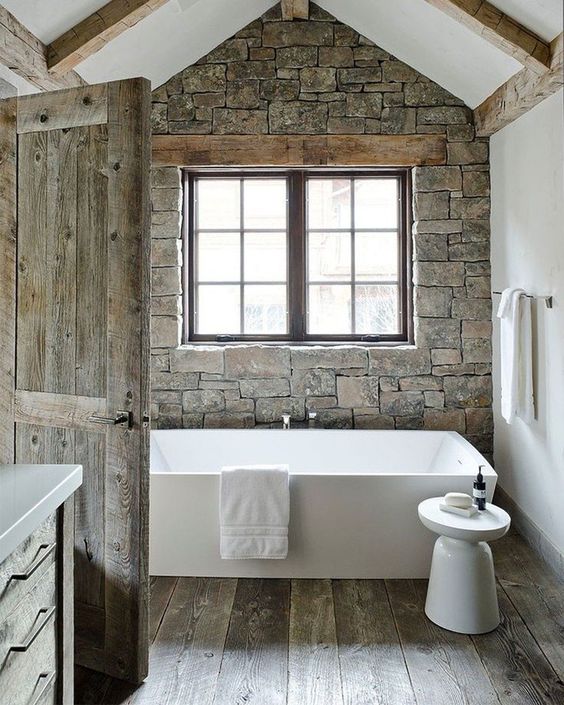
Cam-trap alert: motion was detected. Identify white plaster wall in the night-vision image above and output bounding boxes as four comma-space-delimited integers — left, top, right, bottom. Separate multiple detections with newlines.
491, 89, 564, 554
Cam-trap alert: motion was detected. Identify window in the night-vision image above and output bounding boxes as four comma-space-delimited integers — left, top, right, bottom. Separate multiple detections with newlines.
184, 169, 411, 343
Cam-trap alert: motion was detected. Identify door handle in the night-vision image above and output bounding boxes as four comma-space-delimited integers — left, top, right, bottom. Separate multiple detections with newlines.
88, 410, 132, 428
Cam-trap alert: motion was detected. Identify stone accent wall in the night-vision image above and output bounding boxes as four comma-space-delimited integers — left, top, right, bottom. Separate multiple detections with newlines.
149, 3, 493, 456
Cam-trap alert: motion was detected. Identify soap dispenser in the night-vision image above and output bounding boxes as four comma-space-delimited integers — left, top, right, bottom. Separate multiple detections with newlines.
473, 466, 487, 511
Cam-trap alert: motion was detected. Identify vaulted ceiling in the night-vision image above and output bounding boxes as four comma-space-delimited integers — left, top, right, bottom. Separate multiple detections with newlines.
1, 0, 562, 108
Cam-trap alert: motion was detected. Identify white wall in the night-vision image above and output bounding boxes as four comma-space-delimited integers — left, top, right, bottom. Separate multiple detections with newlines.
491, 89, 564, 555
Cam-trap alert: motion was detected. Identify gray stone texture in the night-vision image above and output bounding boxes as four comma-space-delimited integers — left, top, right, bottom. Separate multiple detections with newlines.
148, 5, 491, 452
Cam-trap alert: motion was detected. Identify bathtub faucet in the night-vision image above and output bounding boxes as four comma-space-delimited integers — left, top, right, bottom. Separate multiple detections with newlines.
281, 414, 291, 430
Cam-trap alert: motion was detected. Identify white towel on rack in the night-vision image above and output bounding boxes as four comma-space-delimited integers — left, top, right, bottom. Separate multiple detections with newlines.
497, 288, 534, 424
220, 465, 289, 559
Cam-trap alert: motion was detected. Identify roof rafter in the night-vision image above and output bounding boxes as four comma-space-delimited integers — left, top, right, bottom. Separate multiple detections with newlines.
423, 0, 551, 75
47, 0, 171, 77
0, 6, 84, 91
475, 32, 563, 136
281, 0, 309, 21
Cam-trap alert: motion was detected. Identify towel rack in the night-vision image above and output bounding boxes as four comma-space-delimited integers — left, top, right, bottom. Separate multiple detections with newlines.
492, 291, 553, 309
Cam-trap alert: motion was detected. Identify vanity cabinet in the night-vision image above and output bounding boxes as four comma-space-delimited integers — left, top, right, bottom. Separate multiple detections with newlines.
0, 500, 75, 705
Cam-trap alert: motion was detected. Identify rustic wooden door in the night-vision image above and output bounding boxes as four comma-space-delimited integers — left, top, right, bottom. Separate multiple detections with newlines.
0, 78, 151, 683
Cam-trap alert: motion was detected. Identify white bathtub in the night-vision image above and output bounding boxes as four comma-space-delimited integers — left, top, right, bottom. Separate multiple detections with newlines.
149, 429, 496, 578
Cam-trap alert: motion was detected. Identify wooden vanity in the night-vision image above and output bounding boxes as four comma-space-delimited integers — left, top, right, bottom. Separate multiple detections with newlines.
0, 464, 82, 705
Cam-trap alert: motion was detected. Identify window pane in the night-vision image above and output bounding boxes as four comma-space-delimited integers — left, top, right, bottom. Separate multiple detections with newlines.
308, 232, 351, 282
244, 285, 287, 334
354, 179, 398, 229
355, 232, 398, 282
308, 285, 351, 334
244, 233, 287, 282
198, 232, 240, 282
308, 179, 351, 229
197, 179, 240, 229
244, 180, 287, 229
197, 285, 240, 334
355, 285, 399, 334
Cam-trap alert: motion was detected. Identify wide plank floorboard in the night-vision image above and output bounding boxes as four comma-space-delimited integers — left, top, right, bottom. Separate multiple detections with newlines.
386, 579, 501, 705
288, 579, 343, 705
213, 578, 290, 705
75, 537, 564, 705
333, 579, 416, 705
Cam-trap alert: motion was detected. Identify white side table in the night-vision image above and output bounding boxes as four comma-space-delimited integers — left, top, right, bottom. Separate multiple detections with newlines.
418, 497, 511, 634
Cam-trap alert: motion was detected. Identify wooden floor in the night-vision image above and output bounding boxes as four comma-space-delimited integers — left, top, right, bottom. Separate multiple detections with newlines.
75, 531, 564, 705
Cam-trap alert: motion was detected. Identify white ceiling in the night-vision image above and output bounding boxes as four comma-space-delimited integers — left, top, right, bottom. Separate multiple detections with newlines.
1, 0, 562, 107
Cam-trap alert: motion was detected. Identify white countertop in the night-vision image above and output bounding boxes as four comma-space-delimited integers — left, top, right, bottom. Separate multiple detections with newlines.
0, 464, 83, 564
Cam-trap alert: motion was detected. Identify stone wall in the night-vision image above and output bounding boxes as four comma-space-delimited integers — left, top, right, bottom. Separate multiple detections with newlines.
149, 3, 493, 455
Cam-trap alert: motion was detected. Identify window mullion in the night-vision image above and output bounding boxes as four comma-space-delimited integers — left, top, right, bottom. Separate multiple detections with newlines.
289, 171, 305, 340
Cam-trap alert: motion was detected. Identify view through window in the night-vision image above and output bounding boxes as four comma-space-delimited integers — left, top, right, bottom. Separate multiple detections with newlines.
184, 170, 410, 343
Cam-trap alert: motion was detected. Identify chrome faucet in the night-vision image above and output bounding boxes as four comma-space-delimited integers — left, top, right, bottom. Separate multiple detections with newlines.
281, 414, 291, 430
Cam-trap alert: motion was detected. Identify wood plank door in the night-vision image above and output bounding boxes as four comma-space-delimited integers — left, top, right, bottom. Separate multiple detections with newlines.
0, 78, 151, 684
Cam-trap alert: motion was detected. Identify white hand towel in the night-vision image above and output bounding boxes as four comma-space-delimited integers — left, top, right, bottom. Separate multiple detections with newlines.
220, 465, 289, 559
497, 287, 534, 424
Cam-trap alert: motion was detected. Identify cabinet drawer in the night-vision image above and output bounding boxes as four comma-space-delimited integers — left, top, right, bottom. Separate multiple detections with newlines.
0, 563, 57, 705
0, 514, 57, 619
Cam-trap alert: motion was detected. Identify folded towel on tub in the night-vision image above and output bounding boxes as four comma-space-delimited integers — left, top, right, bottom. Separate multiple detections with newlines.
220, 465, 289, 559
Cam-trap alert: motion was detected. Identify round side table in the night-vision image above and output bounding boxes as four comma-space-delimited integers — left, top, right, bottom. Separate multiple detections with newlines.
418, 497, 511, 634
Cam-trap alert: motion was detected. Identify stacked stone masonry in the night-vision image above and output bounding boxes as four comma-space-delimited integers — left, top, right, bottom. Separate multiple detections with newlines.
150, 3, 493, 456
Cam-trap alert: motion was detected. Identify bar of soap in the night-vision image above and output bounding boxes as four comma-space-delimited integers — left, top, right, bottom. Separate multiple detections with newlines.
440, 502, 478, 518
444, 492, 473, 509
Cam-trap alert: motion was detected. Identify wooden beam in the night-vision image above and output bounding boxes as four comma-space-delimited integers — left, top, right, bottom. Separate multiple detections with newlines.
47, 0, 170, 76
0, 7, 85, 91
281, 0, 309, 21
152, 134, 447, 167
475, 32, 563, 136
423, 0, 551, 74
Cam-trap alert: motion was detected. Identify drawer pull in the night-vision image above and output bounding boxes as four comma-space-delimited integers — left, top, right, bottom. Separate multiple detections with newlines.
11, 543, 56, 581
9, 606, 56, 652
30, 671, 56, 705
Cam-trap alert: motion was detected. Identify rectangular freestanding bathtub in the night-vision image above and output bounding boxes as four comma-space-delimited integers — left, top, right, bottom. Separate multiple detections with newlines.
149, 429, 496, 578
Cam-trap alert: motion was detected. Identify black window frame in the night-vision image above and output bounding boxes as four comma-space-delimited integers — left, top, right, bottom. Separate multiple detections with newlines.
183, 168, 412, 345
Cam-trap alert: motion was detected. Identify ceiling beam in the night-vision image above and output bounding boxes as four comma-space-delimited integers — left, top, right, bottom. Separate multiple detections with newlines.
47, 0, 170, 77
281, 0, 309, 21
475, 32, 563, 136
423, 0, 551, 75
0, 7, 84, 91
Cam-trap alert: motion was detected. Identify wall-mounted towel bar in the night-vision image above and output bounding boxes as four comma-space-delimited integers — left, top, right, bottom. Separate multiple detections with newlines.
492, 291, 553, 309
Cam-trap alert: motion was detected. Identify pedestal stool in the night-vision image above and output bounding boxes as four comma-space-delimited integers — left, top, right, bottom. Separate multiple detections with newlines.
418, 497, 511, 634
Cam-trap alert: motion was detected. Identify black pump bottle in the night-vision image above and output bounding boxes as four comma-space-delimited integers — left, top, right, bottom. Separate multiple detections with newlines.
473, 466, 487, 511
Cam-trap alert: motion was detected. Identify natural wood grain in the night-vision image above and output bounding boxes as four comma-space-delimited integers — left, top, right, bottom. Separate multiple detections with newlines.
475, 32, 563, 136
472, 585, 564, 704
102, 77, 151, 683
423, 0, 551, 73
9, 78, 151, 685
281, 0, 309, 21
16, 84, 108, 134
333, 580, 416, 705
0, 6, 84, 91
495, 533, 564, 681
386, 579, 501, 705
289, 579, 343, 705
0, 97, 16, 465
123, 577, 237, 704
14, 390, 106, 430
57, 499, 76, 705
47, 0, 170, 76
152, 134, 447, 167
215, 578, 290, 705
148, 576, 178, 642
